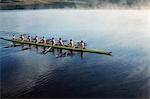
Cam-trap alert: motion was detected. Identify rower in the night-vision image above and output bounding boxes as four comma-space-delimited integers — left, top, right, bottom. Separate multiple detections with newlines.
58, 37, 63, 46
12, 35, 16, 40
68, 39, 73, 47
12, 35, 16, 46
27, 36, 32, 48
35, 36, 38, 44
51, 37, 55, 46
42, 36, 46, 44
27, 36, 31, 42
21, 34, 24, 42
81, 40, 85, 49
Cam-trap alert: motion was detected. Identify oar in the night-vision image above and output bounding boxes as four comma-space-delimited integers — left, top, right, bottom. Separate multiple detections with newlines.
3, 45, 14, 48
3, 44, 21, 48
22, 47, 29, 50
42, 47, 52, 54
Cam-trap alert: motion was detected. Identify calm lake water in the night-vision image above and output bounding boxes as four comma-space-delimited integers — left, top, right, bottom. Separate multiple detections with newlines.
0, 9, 150, 98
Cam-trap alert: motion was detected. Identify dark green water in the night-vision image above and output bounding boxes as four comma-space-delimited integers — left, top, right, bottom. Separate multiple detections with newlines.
0, 10, 150, 98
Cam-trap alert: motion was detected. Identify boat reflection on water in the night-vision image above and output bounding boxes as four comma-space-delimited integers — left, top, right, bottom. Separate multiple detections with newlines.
18, 43, 85, 59
29, 43, 31, 49
41, 47, 85, 59
21, 44, 24, 49
80, 51, 84, 59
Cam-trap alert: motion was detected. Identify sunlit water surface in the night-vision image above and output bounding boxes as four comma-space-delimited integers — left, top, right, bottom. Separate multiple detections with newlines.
0, 9, 150, 98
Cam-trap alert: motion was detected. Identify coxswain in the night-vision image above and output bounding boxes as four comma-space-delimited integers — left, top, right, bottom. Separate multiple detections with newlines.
51, 37, 55, 46
58, 37, 63, 46
68, 39, 73, 47
81, 40, 85, 49
21, 34, 24, 42
12, 35, 16, 40
43, 36, 46, 44
35, 36, 38, 44
27, 36, 31, 42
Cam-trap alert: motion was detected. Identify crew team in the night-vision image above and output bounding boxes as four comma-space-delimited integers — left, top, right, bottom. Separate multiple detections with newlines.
12, 35, 85, 49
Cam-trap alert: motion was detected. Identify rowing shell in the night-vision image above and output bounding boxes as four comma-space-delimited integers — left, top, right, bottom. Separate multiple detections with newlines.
0, 37, 112, 55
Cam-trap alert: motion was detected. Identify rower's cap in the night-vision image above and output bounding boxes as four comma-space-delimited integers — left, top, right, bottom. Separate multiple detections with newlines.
70, 39, 72, 41
52, 37, 54, 39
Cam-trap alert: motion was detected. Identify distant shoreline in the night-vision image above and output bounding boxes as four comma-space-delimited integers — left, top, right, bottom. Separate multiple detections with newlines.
0, 1, 149, 10
0, 6, 149, 10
